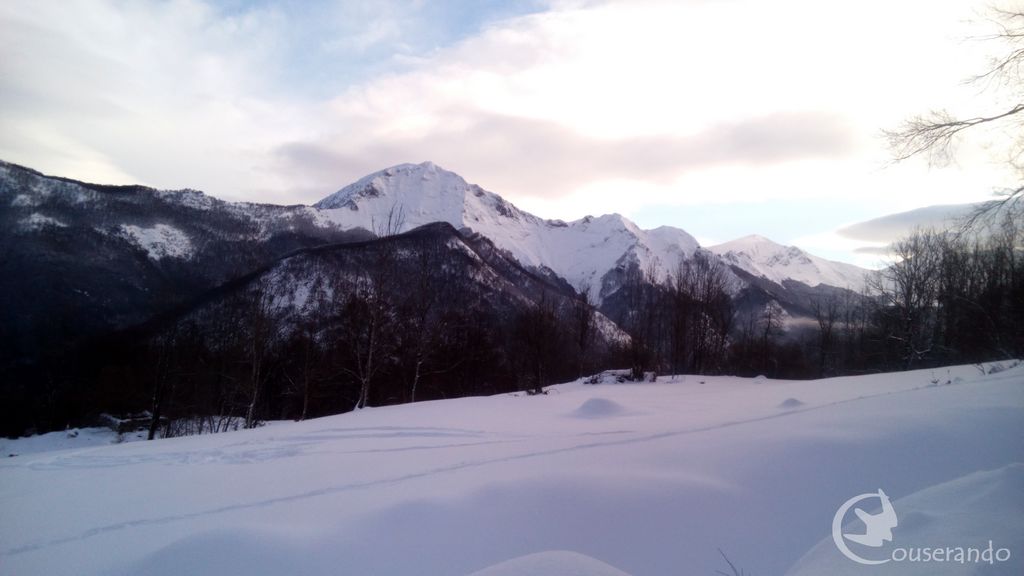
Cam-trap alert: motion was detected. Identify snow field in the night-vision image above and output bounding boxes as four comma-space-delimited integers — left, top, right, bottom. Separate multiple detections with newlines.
0, 363, 1021, 576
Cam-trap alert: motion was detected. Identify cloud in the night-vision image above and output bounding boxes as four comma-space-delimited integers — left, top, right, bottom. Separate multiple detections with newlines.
0, 0, 304, 195
837, 203, 984, 243
0, 0, 1008, 270
854, 246, 892, 256
836, 201, 1007, 265
275, 108, 854, 201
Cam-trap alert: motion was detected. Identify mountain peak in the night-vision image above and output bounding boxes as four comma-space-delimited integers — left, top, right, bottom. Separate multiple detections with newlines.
715, 234, 783, 250
311, 163, 704, 303
708, 234, 867, 289
314, 161, 464, 211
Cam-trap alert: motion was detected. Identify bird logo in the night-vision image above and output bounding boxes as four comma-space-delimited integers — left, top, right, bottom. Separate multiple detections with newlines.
844, 489, 898, 547
832, 489, 899, 565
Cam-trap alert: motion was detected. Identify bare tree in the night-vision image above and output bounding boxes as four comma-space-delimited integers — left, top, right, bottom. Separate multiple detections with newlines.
869, 229, 944, 369
687, 251, 733, 374
402, 233, 456, 403
759, 301, 783, 375
620, 262, 660, 381
811, 294, 841, 377
243, 282, 276, 428
335, 269, 397, 410
886, 6, 1024, 226
146, 332, 174, 440
515, 290, 562, 394
667, 260, 694, 375
372, 203, 406, 237
284, 317, 319, 421
571, 280, 596, 378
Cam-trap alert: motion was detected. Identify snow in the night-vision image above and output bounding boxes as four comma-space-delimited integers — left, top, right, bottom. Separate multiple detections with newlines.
313, 162, 876, 301
787, 464, 1024, 575
1, 363, 1021, 576
570, 397, 629, 419
778, 397, 805, 409
19, 213, 67, 231
466, 551, 632, 576
10, 194, 35, 207
709, 234, 870, 290
315, 162, 700, 302
118, 223, 195, 260
19, 176, 98, 204
0, 428, 147, 457
153, 188, 220, 211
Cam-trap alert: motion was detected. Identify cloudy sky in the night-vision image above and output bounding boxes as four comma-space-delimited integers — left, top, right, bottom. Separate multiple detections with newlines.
0, 0, 1014, 266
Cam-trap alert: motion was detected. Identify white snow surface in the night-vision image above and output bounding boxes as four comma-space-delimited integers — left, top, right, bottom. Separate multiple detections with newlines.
788, 463, 1024, 576
0, 428, 148, 456
118, 223, 194, 260
2, 362, 1021, 576
316, 162, 701, 300
465, 550, 632, 576
709, 234, 870, 290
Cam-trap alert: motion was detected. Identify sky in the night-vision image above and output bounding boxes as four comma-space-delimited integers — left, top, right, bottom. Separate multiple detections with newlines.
0, 0, 1016, 267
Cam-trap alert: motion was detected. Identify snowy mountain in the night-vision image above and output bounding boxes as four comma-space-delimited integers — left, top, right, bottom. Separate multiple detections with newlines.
709, 234, 869, 290
0, 159, 365, 369
315, 162, 874, 304
1, 156, 871, 381
1, 157, 870, 366
315, 162, 701, 301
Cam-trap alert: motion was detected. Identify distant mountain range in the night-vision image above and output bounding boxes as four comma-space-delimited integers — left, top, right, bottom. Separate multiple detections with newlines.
1, 157, 880, 435
313, 161, 869, 295
0, 158, 871, 363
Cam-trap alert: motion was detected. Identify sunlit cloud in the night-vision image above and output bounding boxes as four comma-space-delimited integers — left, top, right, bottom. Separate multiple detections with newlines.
0, 0, 1008, 263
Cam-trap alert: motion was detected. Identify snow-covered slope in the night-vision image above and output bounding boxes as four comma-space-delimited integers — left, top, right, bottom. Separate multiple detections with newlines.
0, 159, 366, 369
788, 463, 1024, 576
466, 551, 632, 576
709, 234, 869, 290
316, 162, 700, 300
2, 362, 1021, 576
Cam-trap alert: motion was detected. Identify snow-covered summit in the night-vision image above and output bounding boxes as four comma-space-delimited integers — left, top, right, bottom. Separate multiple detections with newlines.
708, 234, 868, 290
315, 161, 537, 228
315, 162, 700, 301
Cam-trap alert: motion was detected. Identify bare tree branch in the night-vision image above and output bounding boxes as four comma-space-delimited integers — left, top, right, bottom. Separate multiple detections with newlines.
886, 6, 1024, 228
885, 104, 1024, 164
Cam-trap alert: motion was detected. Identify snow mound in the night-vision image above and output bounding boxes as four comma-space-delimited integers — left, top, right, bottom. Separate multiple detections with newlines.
466, 550, 632, 576
778, 398, 805, 409
786, 463, 1024, 576
571, 398, 627, 419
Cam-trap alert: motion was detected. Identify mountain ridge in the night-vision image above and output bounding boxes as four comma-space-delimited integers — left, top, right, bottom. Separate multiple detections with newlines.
0, 157, 878, 436
708, 234, 868, 290
313, 161, 868, 301
3, 157, 868, 298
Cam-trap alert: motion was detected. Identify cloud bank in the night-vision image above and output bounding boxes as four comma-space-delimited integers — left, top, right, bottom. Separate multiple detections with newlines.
0, 0, 1009, 263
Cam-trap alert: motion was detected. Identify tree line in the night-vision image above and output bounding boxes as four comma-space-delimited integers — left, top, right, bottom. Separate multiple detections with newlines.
2, 216, 1019, 439
10, 226, 607, 439
595, 217, 1022, 383
794, 216, 1022, 378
